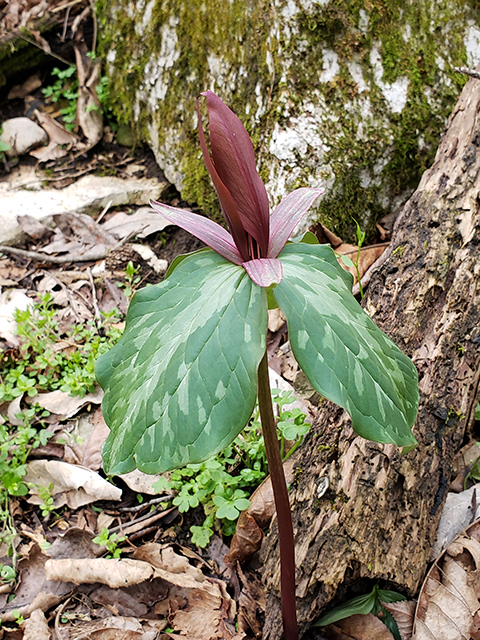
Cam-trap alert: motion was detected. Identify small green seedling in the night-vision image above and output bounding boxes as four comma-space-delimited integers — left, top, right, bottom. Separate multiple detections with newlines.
337, 218, 366, 298
35, 483, 56, 517
42, 65, 78, 131
0, 564, 16, 583
0, 137, 10, 163
12, 610, 24, 626
93, 527, 126, 559
117, 261, 141, 299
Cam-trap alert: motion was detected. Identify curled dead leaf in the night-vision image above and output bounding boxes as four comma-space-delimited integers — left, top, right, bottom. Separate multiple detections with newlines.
35, 387, 103, 420
323, 613, 395, 639
45, 558, 155, 588
413, 518, 480, 639
22, 608, 51, 640
225, 458, 295, 566
336, 243, 389, 285
383, 600, 415, 640
24, 460, 122, 509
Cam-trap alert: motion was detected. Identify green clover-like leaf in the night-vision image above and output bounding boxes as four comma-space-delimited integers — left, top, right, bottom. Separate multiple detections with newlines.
275, 243, 418, 447
96, 250, 267, 474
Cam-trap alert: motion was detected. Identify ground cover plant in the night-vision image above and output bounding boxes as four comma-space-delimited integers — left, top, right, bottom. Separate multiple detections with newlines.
0, 294, 122, 567
96, 91, 419, 640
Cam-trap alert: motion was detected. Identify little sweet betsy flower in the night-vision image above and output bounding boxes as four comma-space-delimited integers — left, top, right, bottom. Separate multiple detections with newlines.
150, 90, 323, 288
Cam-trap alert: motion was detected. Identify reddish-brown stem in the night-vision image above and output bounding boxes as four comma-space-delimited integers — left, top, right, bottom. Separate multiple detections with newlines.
257, 350, 299, 640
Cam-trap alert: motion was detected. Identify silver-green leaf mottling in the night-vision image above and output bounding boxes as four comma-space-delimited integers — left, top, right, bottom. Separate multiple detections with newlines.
274, 243, 418, 447
96, 249, 267, 474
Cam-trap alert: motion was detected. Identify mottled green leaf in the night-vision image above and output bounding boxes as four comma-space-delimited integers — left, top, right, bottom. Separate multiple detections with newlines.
96, 249, 267, 475
313, 590, 377, 627
275, 243, 418, 447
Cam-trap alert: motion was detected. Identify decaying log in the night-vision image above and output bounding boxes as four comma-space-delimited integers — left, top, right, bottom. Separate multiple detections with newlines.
262, 74, 480, 638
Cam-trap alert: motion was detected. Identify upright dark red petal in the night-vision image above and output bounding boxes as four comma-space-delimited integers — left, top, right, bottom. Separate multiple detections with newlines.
197, 100, 249, 262
202, 91, 270, 257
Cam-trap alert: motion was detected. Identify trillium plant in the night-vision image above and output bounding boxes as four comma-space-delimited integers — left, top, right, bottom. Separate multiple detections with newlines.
96, 91, 418, 640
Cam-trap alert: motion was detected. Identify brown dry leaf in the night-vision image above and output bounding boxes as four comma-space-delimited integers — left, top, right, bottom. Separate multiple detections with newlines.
102, 207, 171, 240
35, 387, 103, 420
66, 616, 166, 640
134, 544, 205, 582
74, 42, 103, 149
0, 258, 27, 286
336, 243, 389, 284
22, 608, 51, 640
225, 458, 295, 565
63, 407, 110, 470
0, 544, 70, 622
382, 600, 415, 640
323, 613, 395, 639
17, 215, 52, 240
413, 519, 480, 639
281, 349, 299, 382
119, 468, 165, 495
88, 583, 150, 617
431, 484, 480, 559
313, 222, 344, 248
39, 212, 118, 260
24, 460, 122, 509
268, 308, 286, 333
168, 578, 242, 640
34, 110, 79, 146
8, 73, 42, 100
237, 565, 265, 638
47, 527, 101, 561
46, 558, 155, 588
48, 554, 242, 640
29, 140, 69, 162
7, 394, 24, 426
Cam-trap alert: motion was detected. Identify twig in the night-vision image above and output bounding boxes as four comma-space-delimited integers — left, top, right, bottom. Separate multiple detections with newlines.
109, 507, 177, 537
87, 267, 101, 321
96, 200, 112, 224
7, 29, 72, 66
453, 66, 480, 80
117, 494, 174, 512
0, 234, 133, 264
51, 0, 85, 13
61, 5, 71, 42
89, 0, 97, 54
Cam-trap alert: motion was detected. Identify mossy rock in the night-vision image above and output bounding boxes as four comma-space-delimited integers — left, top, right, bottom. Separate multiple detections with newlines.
96, 0, 479, 239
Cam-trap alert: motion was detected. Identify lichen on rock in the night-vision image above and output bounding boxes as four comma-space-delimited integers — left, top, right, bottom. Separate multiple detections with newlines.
96, 0, 478, 239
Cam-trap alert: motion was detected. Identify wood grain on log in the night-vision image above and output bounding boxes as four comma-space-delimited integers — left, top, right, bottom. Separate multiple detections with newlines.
262, 75, 480, 639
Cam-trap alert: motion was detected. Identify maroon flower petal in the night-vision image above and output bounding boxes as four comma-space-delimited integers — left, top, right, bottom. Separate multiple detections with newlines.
197, 100, 249, 262
268, 187, 324, 257
202, 91, 270, 256
242, 258, 283, 288
150, 200, 243, 265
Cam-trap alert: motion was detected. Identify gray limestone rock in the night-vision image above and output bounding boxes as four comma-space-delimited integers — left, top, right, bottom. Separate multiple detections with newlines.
97, 0, 480, 238
1, 117, 48, 157
0, 166, 167, 246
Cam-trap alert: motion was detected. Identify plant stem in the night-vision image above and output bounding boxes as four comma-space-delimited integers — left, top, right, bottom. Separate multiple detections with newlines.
257, 350, 299, 640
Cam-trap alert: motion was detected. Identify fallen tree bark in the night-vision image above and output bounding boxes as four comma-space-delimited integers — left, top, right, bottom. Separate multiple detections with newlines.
262, 73, 480, 639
